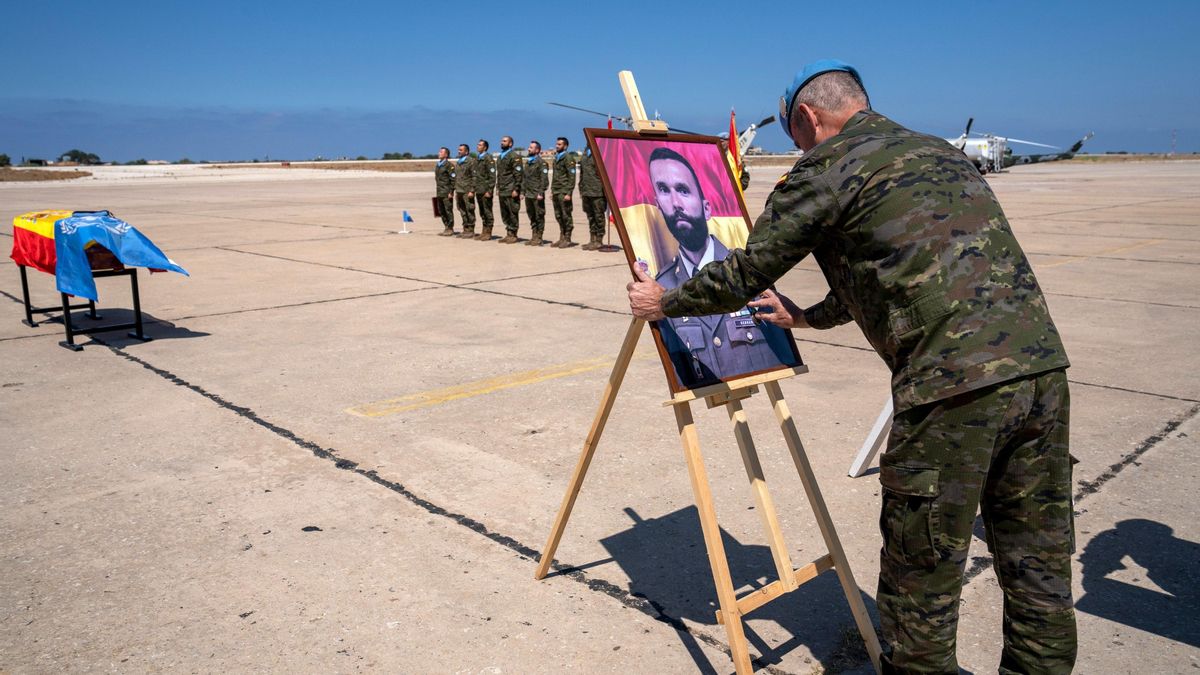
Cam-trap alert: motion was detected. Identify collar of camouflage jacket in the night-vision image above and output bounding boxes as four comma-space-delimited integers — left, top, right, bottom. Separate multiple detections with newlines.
527, 155, 540, 164
456, 156, 469, 164
499, 148, 513, 159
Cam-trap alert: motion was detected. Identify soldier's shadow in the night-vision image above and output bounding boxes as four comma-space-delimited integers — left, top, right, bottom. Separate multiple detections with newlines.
598, 506, 878, 674
1076, 518, 1200, 648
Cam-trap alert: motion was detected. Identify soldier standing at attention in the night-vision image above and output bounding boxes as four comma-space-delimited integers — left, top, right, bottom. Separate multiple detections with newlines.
495, 135, 523, 244
472, 139, 497, 240
452, 143, 476, 238
578, 147, 607, 251
434, 146, 456, 236
522, 140, 549, 246
550, 136, 577, 248
627, 60, 1076, 675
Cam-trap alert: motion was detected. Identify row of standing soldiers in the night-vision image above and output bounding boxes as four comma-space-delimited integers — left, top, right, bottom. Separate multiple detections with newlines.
433, 136, 609, 250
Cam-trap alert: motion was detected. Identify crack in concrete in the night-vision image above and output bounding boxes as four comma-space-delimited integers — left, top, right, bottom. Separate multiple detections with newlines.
92, 336, 800, 675
216, 246, 630, 316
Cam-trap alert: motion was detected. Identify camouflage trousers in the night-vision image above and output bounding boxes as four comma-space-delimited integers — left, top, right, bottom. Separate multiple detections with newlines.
499, 193, 521, 234
454, 191, 475, 231
551, 193, 573, 237
878, 369, 1076, 675
437, 194, 455, 229
524, 195, 546, 236
582, 195, 607, 238
474, 191, 494, 229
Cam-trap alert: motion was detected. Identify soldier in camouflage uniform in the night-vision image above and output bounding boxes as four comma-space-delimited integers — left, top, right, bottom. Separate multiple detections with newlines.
628, 60, 1076, 675
496, 135, 524, 244
522, 140, 549, 246
452, 143, 476, 238
578, 147, 607, 251
434, 146, 456, 236
550, 137, 577, 248
472, 139, 496, 240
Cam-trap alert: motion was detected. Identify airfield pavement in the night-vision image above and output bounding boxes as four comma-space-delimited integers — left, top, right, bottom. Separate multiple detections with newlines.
1, 159, 1198, 674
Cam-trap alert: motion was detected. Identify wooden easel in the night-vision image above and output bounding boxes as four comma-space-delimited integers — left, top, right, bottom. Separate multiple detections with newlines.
534, 72, 882, 675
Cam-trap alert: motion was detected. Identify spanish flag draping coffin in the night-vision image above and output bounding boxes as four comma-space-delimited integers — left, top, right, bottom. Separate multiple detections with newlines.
11, 210, 72, 274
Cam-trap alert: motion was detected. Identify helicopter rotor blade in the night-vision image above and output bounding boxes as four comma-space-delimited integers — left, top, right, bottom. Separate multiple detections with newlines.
964, 117, 974, 137
547, 102, 632, 125
754, 115, 776, 129
1001, 137, 1060, 149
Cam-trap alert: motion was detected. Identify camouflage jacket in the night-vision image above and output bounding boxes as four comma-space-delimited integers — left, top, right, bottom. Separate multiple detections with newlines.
661, 111, 1069, 411
551, 150, 577, 195
578, 151, 604, 197
495, 148, 523, 193
434, 159, 455, 197
522, 155, 549, 194
453, 155, 475, 193
473, 152, 497, 194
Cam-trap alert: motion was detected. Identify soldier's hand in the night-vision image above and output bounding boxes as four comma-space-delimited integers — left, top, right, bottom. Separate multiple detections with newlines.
467, 192, 474, 198
511, 191, 518, 198
627, 267, 666, 322
747, 290, 807, 329
537, 194, 544, 201
485, 192, 492, 198
564, 194, 571, 202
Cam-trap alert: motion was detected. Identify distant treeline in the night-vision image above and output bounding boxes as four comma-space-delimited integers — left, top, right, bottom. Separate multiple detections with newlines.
3, 149, 442, 166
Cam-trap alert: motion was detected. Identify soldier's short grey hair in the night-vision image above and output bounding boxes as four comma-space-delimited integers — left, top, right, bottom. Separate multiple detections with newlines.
794, 71, 869, 113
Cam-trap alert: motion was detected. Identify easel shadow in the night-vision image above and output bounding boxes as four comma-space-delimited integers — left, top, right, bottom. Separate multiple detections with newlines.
598, 506, 878, 674
1076, 518, 1200, 648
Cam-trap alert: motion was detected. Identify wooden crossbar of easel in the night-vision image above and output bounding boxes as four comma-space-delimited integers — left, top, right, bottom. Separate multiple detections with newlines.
533, 71, 882, 675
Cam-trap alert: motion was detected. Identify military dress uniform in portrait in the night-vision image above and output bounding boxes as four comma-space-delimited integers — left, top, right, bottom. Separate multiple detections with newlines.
496, 144, 523, 243
656, 236, 794, 388
550, 149, 577, 247
434, 157, 456, 235
472, 150, 497, 239
522, 154, 550, 246
453, 153, 477, 236
578, 149, 607, 251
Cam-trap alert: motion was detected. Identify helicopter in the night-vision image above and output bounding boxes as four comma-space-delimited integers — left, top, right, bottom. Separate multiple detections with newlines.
946, 118, 1094, 174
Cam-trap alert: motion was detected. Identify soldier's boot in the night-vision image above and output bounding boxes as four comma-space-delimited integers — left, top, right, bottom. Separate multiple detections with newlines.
525, 230, 544, 246
581, 234, 602, 250
476, 227, 492, 241
439, 227, 455, 237
499, 233, 518, 244
458, 229, 476, 239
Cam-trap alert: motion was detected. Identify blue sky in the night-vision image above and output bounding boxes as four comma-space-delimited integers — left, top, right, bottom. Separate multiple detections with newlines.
2, 1, 1196, 161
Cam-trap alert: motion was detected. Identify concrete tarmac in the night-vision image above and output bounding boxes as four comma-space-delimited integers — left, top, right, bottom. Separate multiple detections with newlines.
1, 160, 1197, 674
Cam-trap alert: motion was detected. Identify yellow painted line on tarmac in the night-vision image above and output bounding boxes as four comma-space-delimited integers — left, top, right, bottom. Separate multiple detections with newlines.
1039, 239, 1164, 269
347, 353, 649, 418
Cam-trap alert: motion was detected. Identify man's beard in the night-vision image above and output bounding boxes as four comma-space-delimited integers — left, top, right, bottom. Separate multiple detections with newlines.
665, 211, 709, 253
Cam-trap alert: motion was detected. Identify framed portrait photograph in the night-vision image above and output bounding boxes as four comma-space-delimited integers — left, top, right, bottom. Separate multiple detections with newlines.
584, 128, 804, 394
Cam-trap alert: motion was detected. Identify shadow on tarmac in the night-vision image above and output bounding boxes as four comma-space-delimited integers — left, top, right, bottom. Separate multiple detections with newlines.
598, 506, 877, 674
1076, 518, 1200, 648
48, 309, 211, 349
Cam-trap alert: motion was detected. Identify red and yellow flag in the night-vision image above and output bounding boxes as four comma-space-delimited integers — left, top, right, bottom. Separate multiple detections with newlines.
728, 108, 741, 171
11, 210, 71, 274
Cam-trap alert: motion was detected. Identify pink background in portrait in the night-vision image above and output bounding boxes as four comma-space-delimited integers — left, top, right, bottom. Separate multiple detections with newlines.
593, 137, 742, 216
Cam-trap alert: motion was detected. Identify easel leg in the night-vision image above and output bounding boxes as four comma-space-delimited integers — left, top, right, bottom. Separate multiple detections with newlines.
765, 381, 883, 674
848, 398, 893, 477
726, 398, 797, 591
534, 318, 644, 580
675, 402, 753, 675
